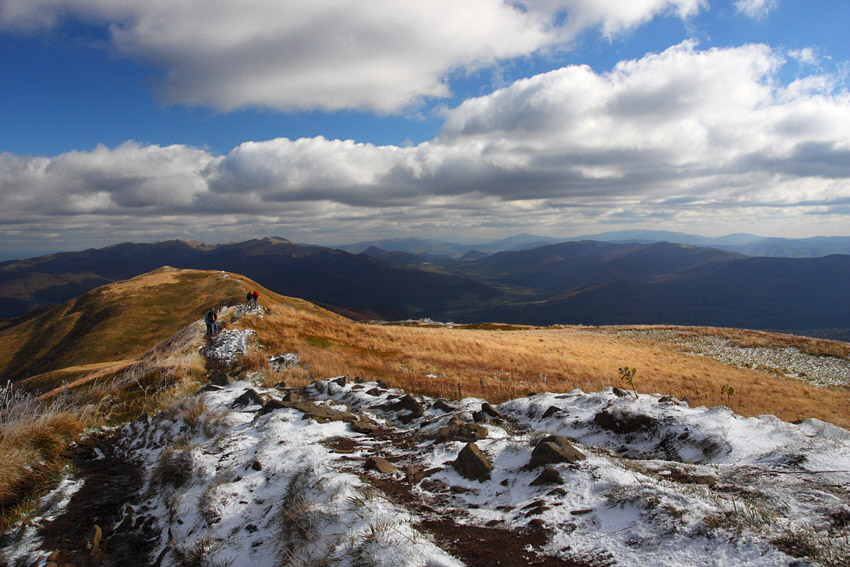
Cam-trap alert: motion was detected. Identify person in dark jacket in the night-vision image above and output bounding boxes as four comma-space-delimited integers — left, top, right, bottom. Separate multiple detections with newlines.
246, 291, 253, 308
205, 308, 218, 334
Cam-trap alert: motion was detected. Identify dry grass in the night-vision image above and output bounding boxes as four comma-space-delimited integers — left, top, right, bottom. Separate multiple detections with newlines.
235, 303, 850, 429
0, 385, 90, 531
0, 318, 209, 531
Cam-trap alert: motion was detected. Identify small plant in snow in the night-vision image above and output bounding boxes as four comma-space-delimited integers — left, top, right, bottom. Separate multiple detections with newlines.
618, 366, 638, 399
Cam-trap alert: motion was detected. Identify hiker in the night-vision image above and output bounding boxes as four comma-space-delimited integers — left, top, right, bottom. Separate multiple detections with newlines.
246, 291, 253, 309
205, 308, 217, 335
252, 290, 259, 309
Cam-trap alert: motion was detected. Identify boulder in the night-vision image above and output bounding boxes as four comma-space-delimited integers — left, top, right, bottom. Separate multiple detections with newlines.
452, 443, 493, 482
289, 401, 356, 424
392, 394, 424, 423
528, 436, 586, 469
594, 409, 657, 434
541, 406, 562, 419
365, 456, 397, 474
431, 400, 456, 413
434, 418, 488, 444
530, 466, 563, 486
349, 419, 382, 435
231, 388, 264, 408
282, 390, 301, 403
257, 398, 288, 416
481, 403, 504, 420
405, 466, 442, 483
208, 372, 231, 387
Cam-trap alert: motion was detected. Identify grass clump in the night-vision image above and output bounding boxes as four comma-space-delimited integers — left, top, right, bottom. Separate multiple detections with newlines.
171, 536, 234, 567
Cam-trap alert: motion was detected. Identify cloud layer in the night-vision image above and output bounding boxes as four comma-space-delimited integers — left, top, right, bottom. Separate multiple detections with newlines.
1, 41, 848, 250
0, 0, 703, 113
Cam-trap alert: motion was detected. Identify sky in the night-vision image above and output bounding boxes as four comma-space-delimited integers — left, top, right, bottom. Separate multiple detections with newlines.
1, 0, 849, 259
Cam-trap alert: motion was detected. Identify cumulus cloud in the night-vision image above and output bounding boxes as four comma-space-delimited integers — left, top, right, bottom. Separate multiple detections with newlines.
1, 42, 849, 249
0, 0, 705, 113
734, 0, 779, 20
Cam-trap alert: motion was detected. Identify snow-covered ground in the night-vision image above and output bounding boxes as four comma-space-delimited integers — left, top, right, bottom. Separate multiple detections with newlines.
6, 320, 850, 566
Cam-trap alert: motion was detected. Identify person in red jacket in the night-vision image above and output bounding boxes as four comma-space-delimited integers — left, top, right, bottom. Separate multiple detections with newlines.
252, 290, 259, 309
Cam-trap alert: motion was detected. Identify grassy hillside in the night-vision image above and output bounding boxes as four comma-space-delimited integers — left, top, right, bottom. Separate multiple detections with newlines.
237, 304, 850, 429
0, 267, 298, 388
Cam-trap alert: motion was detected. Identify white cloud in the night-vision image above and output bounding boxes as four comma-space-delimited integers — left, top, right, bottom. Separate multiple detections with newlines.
734, 0, 778, 20
788, 47, 818, 65
0, 0, 705, 113
1, 42, 849, 248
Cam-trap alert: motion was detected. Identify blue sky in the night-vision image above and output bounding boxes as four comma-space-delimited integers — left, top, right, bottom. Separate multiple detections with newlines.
1, 0, 849, 258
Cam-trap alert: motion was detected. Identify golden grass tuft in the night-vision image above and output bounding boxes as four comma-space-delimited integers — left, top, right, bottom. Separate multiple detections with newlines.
233, 302, 850, 429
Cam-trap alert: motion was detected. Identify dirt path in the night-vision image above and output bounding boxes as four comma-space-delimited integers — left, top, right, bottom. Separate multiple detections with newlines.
37, 430, 160, 567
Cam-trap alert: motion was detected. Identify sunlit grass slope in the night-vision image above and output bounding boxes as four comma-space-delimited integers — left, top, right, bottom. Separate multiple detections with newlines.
238, 303, 850, 429
0, 267, 276, 390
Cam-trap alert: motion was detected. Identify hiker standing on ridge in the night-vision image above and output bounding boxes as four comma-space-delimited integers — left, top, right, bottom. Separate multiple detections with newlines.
252, 290, 259, 309
205, 308, 218, 335
246, 291, 253, 309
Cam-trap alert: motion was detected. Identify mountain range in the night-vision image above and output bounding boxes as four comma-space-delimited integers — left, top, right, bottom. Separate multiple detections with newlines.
1, 236, 849, 340
338, 231, 850, 259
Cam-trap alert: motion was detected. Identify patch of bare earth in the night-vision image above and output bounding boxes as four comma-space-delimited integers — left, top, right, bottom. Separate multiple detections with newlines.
37, 430, 160, 567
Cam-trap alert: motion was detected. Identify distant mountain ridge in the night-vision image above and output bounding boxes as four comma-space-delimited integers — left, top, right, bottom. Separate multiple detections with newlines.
336, 231, 850, 260
0, 237, 504, 321
1, 236, 849, 340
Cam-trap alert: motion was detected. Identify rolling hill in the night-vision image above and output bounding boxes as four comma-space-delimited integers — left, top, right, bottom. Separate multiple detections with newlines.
0, 267, 339, 387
